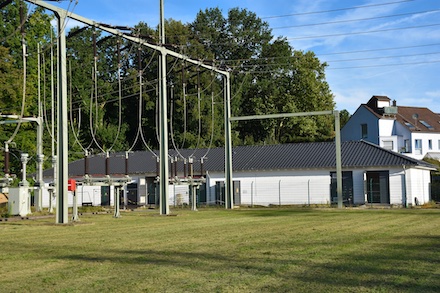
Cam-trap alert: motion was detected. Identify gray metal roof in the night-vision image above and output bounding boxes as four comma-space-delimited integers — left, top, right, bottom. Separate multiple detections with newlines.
43, 140, 435, 178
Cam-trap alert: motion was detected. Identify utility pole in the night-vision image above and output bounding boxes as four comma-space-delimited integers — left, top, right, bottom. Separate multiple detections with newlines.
334, 110, 343, 208
223, 74, 233, 209
54, 9, 69, 224
158, 0, 169, 215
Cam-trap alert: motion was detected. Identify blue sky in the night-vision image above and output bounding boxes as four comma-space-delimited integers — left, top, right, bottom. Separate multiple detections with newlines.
33, 0, 440, 114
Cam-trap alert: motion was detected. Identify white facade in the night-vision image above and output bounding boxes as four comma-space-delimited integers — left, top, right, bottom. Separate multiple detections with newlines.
377, 120, 440, 160
406, 132, 440, 160
41, 184, 111, 208
206, 170, 330, 206
205, 167, 432, 206
405, 167, 431, 205
378, 118, 399, 151
40, 180, 194, 208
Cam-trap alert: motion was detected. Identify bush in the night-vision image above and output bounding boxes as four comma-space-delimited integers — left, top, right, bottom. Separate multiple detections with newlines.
0, 205, 9, 218
421, 200, 439, 209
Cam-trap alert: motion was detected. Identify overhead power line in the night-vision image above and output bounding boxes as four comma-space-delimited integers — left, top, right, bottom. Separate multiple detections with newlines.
233, 59, 440, 74
328, 59, 440, 70
157, 19, 440, 54
225, 51, 440, 69
317, 43, 440, 56
323, 51, 440, 63
142, 8, 438, 44
272, 9, 440, 30
288, 23, 440, 40
225, 52, 440, 72
217, 43, 440, 64
261, 0, 414, 19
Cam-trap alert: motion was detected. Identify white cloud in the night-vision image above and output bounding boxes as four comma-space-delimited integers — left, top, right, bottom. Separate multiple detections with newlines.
332, 90, 372, 113
426, 90, 440, 98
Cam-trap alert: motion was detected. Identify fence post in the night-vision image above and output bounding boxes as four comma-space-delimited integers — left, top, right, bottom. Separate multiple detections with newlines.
251, 181, 254, 207
308, 179, 311, 206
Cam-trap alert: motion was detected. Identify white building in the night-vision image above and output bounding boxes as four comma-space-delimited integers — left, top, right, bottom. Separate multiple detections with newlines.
341, 95, 440, 160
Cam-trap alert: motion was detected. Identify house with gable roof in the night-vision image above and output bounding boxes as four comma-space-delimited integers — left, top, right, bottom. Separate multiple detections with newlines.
341, 95, 440, 161
41, 141, 435, 208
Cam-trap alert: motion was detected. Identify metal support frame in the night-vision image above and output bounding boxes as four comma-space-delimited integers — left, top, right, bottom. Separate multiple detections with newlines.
55, 9, 69, 224
114, 186, 121, 218
223, 75, 233, 209
229, 110, 343, 208
19, 153, 29, 187
0, 115, 44, 211
26, 0, 232, 217
77, 177, 130, 217
157, 0, 169, 215
158, 47, 169, 215
71, 190, 79, 222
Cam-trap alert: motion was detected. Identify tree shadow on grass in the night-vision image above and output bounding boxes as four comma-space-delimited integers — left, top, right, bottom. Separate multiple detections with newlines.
264, 235, 440, 292
4, 218, 440, 293
232, 207, 321, 217
48, 234, 440, 292
58, 247, 289, 276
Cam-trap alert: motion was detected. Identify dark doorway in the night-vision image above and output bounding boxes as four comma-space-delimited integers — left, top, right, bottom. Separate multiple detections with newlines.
366, 171, 390, 204
146, 178, 157, 205
198, 183, 206, 204
101, 186, 110, 206
215, 181, 241, 206
126, 183, 138, 206
330, 171, 353, 205
215, 181, 225, 205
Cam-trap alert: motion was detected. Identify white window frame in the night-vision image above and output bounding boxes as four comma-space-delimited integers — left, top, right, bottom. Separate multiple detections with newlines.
415, 139, 422, 155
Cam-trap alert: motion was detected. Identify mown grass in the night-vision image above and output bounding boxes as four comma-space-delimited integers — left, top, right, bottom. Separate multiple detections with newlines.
0, 207, 439, 292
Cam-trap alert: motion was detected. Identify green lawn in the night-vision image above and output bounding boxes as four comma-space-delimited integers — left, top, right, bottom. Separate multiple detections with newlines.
0, 207, 439, 292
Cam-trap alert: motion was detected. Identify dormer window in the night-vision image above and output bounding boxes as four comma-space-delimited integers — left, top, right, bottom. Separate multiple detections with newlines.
404, 122, 415, 130
420, 120, 434, 130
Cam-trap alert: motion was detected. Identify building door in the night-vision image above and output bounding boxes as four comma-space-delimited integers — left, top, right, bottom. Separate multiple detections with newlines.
366, 171, 390, 204
233, 181, 241, 205
101, 186, 110, 206
215, 181, 225, 205
126, 183, 138, 206
215, 181, 240, 206
330, 171, 353, 205
145, 178, 157, 205
198, 183, 206, 204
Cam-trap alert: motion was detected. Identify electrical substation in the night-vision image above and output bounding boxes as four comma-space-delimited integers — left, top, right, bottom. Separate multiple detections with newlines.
0, 0, 234, 223
0, 0, 343, 224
